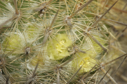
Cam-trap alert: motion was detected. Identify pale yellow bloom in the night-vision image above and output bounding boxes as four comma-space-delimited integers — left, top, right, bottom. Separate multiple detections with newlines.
47, 34, 72, 60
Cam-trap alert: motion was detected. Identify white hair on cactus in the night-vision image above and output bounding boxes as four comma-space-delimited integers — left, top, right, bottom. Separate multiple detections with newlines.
0, 3, 15, 26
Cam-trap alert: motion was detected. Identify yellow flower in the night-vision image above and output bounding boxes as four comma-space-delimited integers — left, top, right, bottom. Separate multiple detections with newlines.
79, 56, 96, 72
72, 52, 97, 73
71, 35, 106, 73
47, 34, 72, 60
2, 33, 24, 53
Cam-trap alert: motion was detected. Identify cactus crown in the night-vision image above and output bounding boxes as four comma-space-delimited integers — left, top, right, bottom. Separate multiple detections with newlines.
0, 0, 126, 84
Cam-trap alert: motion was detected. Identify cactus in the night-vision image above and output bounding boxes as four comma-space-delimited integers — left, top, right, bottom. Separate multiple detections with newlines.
0, 0, 127, 84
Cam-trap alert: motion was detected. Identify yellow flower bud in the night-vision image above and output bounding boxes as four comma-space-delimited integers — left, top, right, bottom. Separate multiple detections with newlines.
91, 35, 107, 54
24, 23, 41, 42
28, 55, 44, 70
2, 33, 25, 53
